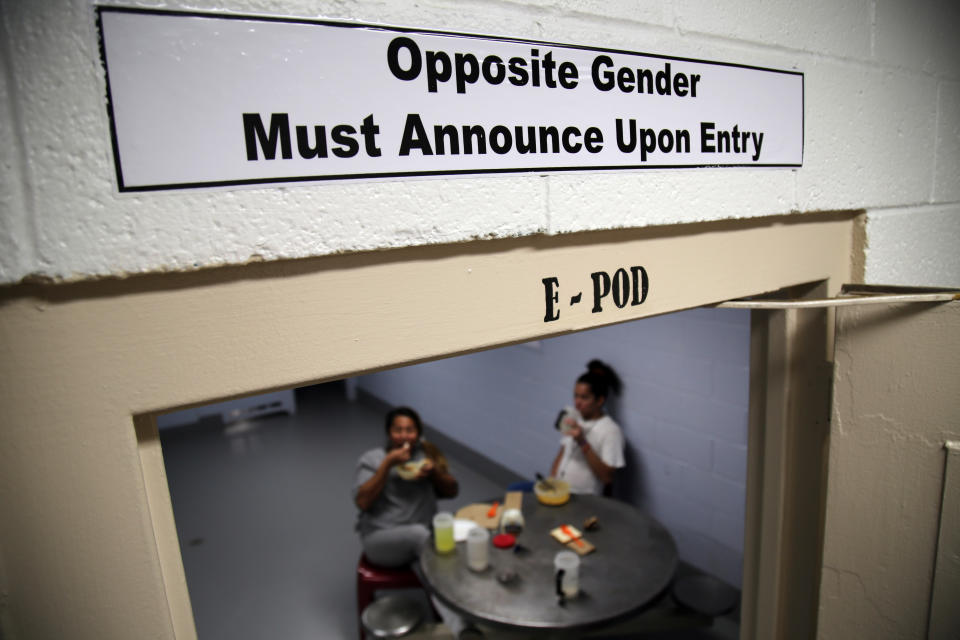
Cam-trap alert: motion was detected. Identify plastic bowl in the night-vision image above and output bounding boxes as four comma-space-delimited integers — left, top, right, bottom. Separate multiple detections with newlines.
534, 478, 571, 505
396, 459, 426, 480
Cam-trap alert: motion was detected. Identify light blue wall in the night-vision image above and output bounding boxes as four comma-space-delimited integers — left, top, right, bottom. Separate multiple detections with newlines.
357, 307, 750, 587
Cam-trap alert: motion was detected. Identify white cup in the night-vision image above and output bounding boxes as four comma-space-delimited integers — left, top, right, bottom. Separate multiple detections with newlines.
554, 550, 580, 597
559, 406, 581, 434
465, 526, 490, 571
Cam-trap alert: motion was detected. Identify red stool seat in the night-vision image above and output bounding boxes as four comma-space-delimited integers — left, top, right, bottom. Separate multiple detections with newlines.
356, 554, 427, 639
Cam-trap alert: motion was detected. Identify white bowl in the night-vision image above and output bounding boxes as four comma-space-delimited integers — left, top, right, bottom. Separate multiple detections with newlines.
396, 459, 426, 480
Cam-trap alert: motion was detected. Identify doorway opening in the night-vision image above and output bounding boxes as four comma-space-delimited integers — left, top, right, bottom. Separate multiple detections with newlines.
157, 305, 750, 639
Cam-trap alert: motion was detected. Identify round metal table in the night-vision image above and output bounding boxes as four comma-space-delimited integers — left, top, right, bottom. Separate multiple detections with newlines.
418, 494, 678, 633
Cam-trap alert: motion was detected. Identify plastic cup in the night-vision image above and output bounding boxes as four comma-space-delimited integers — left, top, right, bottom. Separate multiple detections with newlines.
559, 407, 581, 434
465, 526, 490, 571
433, 512, 455, 554
501, 508, 524, 534
554, 550, 580, 597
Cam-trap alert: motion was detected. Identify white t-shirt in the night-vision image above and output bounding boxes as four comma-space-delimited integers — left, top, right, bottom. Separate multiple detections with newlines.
556, 414, 625, 495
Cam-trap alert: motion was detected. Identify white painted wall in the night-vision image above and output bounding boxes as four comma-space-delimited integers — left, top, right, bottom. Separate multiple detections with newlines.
358, 307, 750, 587
1, 0, 958, 287
866, 205, 960, 288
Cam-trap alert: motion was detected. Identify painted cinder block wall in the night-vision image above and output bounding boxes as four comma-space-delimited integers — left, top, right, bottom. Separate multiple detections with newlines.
1, 0, 958, 288
358, 307, 750, 587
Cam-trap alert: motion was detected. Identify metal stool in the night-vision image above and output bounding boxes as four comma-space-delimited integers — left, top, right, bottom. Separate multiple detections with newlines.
671, 574, 739, 618
361, 594, 423, 639
357, 554, 429, 639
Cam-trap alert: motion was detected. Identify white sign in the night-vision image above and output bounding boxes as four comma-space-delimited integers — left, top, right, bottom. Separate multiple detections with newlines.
98, 7, 804, 192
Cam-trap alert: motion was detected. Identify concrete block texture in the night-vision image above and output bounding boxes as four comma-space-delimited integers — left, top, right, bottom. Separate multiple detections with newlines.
654, 419, 713, 470
797, 59, 938, 211
864, 204, 960, 288
712, 361, 749, 407
499, 0, 673, 30
873, 0, 960, 79
546, 169, 800, 234
674, 0, 873, 60
711, 508, 746, 554
630, 384, 748, 444
2, 0, 957, 284
712, 439, 748, 483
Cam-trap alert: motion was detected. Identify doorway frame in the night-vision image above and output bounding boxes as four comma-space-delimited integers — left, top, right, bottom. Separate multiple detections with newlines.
0, 212, 860, 639
742, 288, 834, 639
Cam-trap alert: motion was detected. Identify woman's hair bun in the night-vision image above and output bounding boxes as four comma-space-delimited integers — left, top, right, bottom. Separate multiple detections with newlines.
578, 359, 623, 397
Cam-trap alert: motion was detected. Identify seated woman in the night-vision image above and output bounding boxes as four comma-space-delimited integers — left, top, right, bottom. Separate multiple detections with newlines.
550, 359, 625, 495
353, 406, 458, 567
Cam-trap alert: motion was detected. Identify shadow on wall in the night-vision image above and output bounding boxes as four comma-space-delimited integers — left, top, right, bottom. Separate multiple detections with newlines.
605, 393, 640, 504
612, 440, 641, 504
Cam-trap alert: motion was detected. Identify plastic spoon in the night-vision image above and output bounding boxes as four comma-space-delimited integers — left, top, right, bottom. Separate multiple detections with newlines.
535, 472, 555, 490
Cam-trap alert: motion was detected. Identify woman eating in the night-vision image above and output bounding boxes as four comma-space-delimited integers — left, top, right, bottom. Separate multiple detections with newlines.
353, 406, 459, 567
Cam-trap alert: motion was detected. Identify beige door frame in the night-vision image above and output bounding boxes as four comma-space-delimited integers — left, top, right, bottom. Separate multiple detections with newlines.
742, 287, 833, 640
0, 212, 859, 639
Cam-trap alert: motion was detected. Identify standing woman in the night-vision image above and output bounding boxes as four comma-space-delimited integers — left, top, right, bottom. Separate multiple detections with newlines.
551, 360, 625, 495
353, 406, 459, 567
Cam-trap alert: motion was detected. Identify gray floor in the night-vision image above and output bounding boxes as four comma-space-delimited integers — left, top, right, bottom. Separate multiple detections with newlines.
161, 382, 504, 640
161, 382, 738, 639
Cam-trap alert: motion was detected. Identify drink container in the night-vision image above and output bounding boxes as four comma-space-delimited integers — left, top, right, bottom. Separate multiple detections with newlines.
433, 512, 455, 554
465, 526, 489, 571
